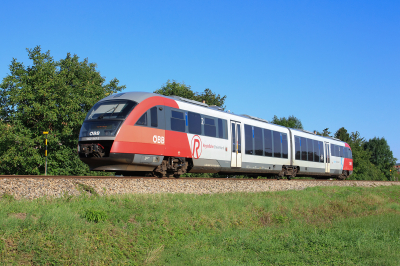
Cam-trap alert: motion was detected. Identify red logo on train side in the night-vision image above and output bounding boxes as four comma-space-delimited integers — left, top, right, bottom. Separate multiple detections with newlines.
191, 135, 202, 159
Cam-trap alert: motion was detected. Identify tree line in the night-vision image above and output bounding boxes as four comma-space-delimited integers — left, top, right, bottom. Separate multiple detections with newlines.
0, 47, 397, 180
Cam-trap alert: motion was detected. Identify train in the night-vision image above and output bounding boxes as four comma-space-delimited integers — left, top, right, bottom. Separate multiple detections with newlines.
78, 92, 353, 179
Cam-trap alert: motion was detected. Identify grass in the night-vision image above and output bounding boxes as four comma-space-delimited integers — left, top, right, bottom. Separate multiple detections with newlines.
0, 186, 399, 265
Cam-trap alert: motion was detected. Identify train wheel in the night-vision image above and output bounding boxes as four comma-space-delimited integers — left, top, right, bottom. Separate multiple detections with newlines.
154, 172, 164, 178
174, 174, 181, 178
337, 171, 348, 180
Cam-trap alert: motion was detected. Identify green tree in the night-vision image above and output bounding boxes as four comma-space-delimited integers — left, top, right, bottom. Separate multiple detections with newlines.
154, 80, 227, 109
346, 131, 385, 181
0, 46, 125, 175
364, 137, 397, 180
315, 128, 331, 137
271, 115, 303, 129
334, 127, 350, 142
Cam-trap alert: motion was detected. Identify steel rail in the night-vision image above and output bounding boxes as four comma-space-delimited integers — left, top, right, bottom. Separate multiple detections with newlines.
0, 175, 397, 183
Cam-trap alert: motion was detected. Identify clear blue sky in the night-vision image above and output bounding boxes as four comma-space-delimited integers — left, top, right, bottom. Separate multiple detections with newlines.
1, 0, 399, 163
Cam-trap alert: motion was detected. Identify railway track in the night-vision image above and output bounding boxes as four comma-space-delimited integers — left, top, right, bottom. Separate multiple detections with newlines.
1, 176, 398, 201
0, 175, 396, 183
0, 175, 387, 182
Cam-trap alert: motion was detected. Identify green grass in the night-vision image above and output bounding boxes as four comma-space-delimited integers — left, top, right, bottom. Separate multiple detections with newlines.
1, 186, 399, 265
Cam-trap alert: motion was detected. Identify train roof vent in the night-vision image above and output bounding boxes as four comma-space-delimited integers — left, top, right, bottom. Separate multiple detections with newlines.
170, 96, 209, 107
209, 105, 223, 111
113, 93, 125, 98
241, 114, 268, 123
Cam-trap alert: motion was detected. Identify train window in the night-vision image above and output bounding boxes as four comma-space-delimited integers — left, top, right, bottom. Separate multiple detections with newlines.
204, 117, 216, 137
150, 107, 158, 127
348, 148, 353, 159
313, 140, 319, 162
188, 112, 201, 134
171, 110, 185, 132
339, 146, 344, 157
219, 119, 228, 139
273, 131, 281, 158
307, 138, 313, 162
282, 133, 288, 159
344, 147, 352, 159
264, 129, 273, 157
136, 112, 147, 126
330, 144, 335, 156
244, 124, 253, 155
295, 136, 301, 160
172, 110, 184, 119
301, 137, 307, 161
319, 141, 324, 162
218, 119, 223, 138
254, 127, 263, 156
205, 118, 214, 125
86, 100, 137, 120
335, 145, 340, 157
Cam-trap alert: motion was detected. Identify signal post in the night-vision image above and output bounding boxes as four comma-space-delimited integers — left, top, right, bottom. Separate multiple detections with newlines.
43, 131, 48, 176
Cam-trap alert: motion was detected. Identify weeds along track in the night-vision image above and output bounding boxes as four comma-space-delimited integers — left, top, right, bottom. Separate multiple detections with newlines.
0, 175, 399, 200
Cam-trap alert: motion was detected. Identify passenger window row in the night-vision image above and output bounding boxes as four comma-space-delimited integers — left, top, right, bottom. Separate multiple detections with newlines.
295, 136, 324, 163
245, 125, 288, 159
170, 109, 228, 139
331, 144, 352, 159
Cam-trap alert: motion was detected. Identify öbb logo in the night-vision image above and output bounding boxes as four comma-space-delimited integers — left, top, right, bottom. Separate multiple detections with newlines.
153, 135, 165, 144
89, 131, 100, 136
191, 135, 202, 159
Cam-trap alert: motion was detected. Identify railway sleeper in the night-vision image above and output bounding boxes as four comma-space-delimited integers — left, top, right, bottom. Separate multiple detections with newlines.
153, 157, 188, 178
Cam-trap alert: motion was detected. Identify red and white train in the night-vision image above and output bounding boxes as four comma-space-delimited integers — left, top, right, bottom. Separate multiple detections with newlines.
78, 92, 353, 179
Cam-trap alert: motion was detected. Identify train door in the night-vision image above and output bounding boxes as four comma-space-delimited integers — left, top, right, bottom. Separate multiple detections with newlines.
230, 121, 242, 168
325, 142, 330, 173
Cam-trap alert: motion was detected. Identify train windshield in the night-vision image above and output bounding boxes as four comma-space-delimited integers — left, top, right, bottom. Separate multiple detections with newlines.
79, 120, 123, 137
80, 100, 137, 138
85, 100, 137, 120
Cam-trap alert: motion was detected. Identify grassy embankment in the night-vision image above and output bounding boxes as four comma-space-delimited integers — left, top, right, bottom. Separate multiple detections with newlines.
1, 185, 400, 265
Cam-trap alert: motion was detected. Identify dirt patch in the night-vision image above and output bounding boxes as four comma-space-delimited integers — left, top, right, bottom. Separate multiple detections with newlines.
128, 215, 137, 223
9, 213, 27, 220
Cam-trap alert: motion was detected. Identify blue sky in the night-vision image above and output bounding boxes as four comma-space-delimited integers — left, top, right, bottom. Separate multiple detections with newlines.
1, 0, 399, 163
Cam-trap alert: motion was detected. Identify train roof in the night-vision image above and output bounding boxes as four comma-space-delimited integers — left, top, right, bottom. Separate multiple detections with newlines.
290, 128, 344, 143
99, 92, 347, 144
99, 91, 158, 103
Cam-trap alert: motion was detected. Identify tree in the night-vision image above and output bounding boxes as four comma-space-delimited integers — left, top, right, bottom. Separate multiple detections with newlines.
334, 127, 350, 142
364, 137, 397, 180
0, 46, 125, 175
271, 115, 303, 129
154, 80, 227, 109
315, 128, 331, 137
346, 131, 385, 181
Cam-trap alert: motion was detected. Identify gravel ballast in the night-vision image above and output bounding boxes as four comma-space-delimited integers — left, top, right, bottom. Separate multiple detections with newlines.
0, 178, 399, 200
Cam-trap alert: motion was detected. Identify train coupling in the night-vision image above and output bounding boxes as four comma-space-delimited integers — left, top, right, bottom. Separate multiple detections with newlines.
79, 143, 106, 158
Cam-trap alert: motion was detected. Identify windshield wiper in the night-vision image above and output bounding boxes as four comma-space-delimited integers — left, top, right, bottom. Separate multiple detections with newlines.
97, 106, 117, 119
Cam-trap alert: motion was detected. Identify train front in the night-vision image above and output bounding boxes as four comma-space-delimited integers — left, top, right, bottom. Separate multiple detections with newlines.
78, 92, 163, 174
